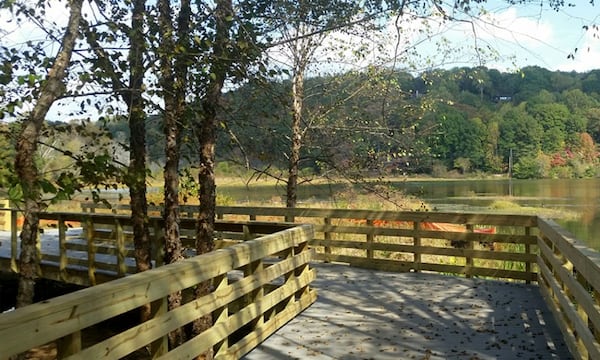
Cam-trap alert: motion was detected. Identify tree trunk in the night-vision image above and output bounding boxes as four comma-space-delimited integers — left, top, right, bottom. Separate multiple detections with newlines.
192, 1, 232, 357
286, 67, 305, 214
127, 0, 152, 322
14, 0, 83, 308
158, 0, 190, 347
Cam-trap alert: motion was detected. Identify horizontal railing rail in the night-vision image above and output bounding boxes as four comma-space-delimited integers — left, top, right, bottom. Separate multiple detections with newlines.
0, 223, 316, 359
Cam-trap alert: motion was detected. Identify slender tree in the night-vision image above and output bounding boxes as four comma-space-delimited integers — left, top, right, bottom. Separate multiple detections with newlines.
13, 0, 84, 308
80, 0, 153, 293
125, 0, 154, 323
157, 0, 191, 347
192, 1, 233, 354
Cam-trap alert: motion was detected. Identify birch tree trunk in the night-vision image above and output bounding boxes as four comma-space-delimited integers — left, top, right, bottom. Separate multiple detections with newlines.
286, 68, 305, 212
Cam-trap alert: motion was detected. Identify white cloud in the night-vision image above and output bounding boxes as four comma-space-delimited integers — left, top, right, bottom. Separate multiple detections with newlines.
557, 31, 600, 72
476, 8, 554, 47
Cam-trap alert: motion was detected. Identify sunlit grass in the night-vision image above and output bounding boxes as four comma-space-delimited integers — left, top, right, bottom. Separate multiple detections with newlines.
488, 199, 579, 220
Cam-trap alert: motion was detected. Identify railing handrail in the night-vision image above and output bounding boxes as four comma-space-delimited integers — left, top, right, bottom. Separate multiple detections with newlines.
0, 223, 315, 358
77, 202, 539, 226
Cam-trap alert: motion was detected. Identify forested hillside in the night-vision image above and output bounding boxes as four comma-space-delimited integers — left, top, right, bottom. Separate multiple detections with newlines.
99, 65, 600, 179
2, 65, 598, 182
224, 65, 600, 179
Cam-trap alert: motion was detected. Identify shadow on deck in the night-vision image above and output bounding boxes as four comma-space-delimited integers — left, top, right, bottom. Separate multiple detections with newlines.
245, 263, 571, 360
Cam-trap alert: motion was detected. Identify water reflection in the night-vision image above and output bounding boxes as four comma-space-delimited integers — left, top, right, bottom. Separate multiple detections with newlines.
396, 179, 600, 250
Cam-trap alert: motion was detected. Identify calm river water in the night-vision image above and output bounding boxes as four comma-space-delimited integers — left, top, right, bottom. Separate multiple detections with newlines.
385, 178, 600, 251
220, 178, 600, 250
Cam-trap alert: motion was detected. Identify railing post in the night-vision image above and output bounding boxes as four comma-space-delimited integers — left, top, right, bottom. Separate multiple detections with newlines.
281, 243, 295, 308
85, 217, 97, 285
525, 226, 532, 284
466, 224, 474, 278
56, 331, 81, 358
10, 209, 18, 272
366, 219, 374, 260
115, 218, 126, 277
59, 214, 68, 282
243, 225, 252, 241
294, 239, 311, 299
213, 274, 230, 356
413, 221, 421, 272
149, 296, 168, 357
324, 217, 332, 262
243, 257, 265, 336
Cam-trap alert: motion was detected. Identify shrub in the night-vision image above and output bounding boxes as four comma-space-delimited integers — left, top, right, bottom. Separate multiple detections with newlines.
513, 156, 544, 179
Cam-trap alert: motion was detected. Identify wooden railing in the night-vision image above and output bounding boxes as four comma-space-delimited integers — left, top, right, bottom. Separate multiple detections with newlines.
213, 206, 537, 282
537, 218, 600, 359
0, 209, 295, 286
0, 223, 316, 359
80, 203, 539, 282
5, 204, 600, 358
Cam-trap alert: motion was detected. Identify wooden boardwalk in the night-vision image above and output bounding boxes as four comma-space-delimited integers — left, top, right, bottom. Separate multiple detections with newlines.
2, 207, 599, 358
245, 263, 572, 360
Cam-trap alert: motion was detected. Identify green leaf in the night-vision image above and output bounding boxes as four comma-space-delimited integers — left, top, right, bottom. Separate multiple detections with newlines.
38, 179, 57, 194
7, 183, 23, 202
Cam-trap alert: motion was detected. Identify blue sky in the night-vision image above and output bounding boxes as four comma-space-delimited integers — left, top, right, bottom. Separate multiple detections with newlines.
2, 1, 599, 73
310, 1, 600, 76
2, 1, 600, 122
449, 1, 600, 72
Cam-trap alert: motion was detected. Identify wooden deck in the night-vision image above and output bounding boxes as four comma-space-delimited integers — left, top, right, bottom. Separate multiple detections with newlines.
245, 263, 572, 359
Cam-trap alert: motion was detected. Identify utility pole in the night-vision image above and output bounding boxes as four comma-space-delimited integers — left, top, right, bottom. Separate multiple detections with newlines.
508, 148, 513, 197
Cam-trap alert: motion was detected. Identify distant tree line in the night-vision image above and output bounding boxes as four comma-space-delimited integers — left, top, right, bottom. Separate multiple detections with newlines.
3, 65, 598, 184
83, 65, 600, 180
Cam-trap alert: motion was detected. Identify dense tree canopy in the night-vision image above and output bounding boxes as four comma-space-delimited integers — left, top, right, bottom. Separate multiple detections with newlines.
215, 66, 598, 180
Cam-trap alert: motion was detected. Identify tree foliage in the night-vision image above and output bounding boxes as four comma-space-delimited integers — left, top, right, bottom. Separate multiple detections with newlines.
218, 65, 600, 179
